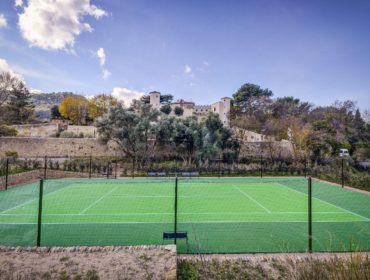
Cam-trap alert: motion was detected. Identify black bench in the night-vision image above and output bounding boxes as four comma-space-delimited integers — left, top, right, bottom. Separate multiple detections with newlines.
163, 232, 188, 243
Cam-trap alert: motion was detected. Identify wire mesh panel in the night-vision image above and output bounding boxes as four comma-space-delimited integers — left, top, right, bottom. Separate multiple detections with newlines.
311, 179, 370, 252
176, 177, 309, 253
0, 181, 39, 245
39, 178, 175, 246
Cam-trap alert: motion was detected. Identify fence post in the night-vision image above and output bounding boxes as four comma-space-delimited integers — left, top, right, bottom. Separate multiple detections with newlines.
37, 179, 44, 247
260, 154, 263, 178
44, 156, 47, 179
218, 155, 221, 178
174, 176, 178, 245
132, 157, 135, 179
5, 158, 9, 190
308, 177, 312, 253
106, 162, 110, 179
89, 155, 92, 179
304, 158, 307, 178
341, 157, 344, 188
115, 161, 118, 179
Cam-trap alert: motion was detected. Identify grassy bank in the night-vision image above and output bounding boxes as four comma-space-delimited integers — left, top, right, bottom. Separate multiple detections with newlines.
178, 254, 370, 280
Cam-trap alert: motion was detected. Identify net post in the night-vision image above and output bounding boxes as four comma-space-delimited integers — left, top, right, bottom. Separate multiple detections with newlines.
89, 155, 92, 179
107, 161, 110, 179
43, 156, 47, 179
308, 177, 312, 253
132, 156, 135, 179
5, 158, 9, 190
174, 176, 178, 245
341, 157, 344, 188
37, 179, 44, 247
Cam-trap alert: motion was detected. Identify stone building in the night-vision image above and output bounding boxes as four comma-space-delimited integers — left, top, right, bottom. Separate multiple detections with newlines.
149, 91, 231, 126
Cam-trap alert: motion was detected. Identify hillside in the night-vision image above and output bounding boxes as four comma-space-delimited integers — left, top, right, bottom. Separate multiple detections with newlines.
31, 92, 73, 120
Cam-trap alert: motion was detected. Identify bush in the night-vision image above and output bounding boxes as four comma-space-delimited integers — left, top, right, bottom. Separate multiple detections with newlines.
0, 125, 18, 137
59, 131, 84, 138
5, 151, 18, 158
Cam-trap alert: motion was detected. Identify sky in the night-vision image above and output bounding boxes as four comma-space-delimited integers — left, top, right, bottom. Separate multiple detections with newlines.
0, 0, 369, 110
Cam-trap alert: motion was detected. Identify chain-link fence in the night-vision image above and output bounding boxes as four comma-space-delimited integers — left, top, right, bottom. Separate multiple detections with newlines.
0, 175, 369, 253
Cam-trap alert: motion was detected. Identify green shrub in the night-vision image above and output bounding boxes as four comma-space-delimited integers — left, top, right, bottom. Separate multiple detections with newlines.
5, 151, 18, 158
0, 125, 18, 137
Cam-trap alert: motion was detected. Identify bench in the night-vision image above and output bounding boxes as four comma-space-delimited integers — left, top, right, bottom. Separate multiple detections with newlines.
147, 171, 167, 177
181, 171, 199, 177
163, 231, 188, 245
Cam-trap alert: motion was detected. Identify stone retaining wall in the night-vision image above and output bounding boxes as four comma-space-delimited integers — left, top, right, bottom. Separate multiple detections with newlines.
0, 137, 123, 157
0, 137, 292, 158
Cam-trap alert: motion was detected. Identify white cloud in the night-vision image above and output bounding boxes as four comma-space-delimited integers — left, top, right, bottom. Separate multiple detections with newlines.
111, 87, 144, 107
96, 47, 106, 66
0, 14, 7, 28
95, 47, 111, 79
30, 88, 42, 94
184, 65, 192, 75
15, 0, 23, 7
18, 0, 108, 50
102, 69, 111, 79
0, 58, 24, 81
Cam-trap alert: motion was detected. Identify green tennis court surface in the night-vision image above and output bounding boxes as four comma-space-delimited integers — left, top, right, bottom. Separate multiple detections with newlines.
0, 177, 369, 253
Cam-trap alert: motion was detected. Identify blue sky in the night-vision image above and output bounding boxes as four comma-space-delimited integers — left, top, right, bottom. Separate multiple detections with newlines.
0, 0, 369, 110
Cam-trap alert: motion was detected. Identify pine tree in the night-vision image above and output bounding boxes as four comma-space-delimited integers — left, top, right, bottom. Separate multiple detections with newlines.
4, 81, 34, 124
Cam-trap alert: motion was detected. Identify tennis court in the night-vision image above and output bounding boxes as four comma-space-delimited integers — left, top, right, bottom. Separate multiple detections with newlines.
0, 177, 369, 253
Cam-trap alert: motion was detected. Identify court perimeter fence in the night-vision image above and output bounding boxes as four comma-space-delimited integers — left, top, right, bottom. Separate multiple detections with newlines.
1, 154, 369, 191
0, 174, 369, 253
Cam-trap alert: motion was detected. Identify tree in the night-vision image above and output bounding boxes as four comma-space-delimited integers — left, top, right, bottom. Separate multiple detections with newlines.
88, 94, 118, 119
172, 117, 203, 165
174, 106, 184, 116
2, 78, 34, 124
59, 95, 89, 125
50, 105, 61, 120
0, 71, 34, 124
96, 103, 160, 164
160, 104, 172, 115
232, 83, 273, 115
160, 94, 174, 104
0, 72, 19, 107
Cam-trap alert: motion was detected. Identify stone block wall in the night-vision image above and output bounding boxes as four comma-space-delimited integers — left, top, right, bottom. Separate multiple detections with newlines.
0, 137, 123, 157
12, 124, 58, 137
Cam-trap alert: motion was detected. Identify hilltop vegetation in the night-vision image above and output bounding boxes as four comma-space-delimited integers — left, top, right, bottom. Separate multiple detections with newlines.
231, 83, 370, 163
31, 92, 74, 120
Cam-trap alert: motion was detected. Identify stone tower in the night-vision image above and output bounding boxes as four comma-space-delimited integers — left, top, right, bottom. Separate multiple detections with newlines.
149, 91, 161, 110
220, 97, 231, 126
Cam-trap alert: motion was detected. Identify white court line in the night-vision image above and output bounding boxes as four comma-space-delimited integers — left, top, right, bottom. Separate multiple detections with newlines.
79, 186, 120, 215
276, 183, 370, 221
233, 186, 271, 213
0, 184, 78, 214
0, 220, 368, 225
0, 211, 348, 216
